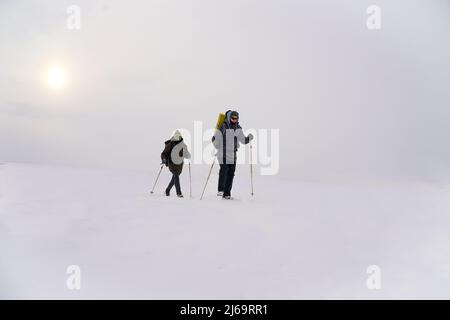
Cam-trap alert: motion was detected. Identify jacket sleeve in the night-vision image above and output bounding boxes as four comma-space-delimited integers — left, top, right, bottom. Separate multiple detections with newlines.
212, 125, 224, 149
236, 126, 250, 145
183, 143, 191, 159
161, 143, 171, 162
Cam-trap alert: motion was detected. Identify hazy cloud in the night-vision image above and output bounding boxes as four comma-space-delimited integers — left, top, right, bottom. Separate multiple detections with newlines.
0, 0, 449, 183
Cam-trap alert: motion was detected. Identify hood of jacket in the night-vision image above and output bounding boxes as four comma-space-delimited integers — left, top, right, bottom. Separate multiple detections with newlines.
225, 110, 239, 128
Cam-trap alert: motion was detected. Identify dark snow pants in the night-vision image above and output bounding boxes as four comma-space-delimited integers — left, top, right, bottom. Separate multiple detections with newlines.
166, 173, 182, 195
218, 164, 236, 197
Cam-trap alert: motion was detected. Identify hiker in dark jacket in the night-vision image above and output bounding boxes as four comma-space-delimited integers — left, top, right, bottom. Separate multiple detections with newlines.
161, 130, 191, 197
212, 110, 253, 199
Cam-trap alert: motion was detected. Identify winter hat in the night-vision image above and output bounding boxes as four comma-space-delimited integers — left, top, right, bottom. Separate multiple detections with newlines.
230, 111, 239, 119
171, 130, 182, 141
226, 110, 239, 125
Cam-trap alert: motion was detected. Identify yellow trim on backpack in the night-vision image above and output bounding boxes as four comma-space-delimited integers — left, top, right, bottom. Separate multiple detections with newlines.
215, 113, 226, 130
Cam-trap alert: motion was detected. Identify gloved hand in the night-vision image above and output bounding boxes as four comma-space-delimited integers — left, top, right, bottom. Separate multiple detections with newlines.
248, 133, 254, 141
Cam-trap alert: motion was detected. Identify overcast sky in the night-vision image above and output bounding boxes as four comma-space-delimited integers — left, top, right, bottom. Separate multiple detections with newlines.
0, 0, 449, 182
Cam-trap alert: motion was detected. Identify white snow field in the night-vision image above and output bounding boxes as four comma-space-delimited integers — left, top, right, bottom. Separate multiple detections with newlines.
0, 162, 449, 299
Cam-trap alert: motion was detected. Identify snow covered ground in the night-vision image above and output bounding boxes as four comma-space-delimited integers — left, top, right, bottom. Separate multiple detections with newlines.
0, 162, 449, 299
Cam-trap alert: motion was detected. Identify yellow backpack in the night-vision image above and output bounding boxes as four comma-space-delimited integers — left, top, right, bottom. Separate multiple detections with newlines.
215, 112, 226, 130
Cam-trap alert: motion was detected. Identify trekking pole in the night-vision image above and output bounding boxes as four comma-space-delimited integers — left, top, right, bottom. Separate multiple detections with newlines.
250, 143, 254, 196
200, 159, 215, 200
150, 165, 164, 194
188, 161, 192, 198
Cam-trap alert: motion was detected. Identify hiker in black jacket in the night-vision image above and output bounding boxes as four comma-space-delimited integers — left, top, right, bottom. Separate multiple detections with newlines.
161, 130, 191, 197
